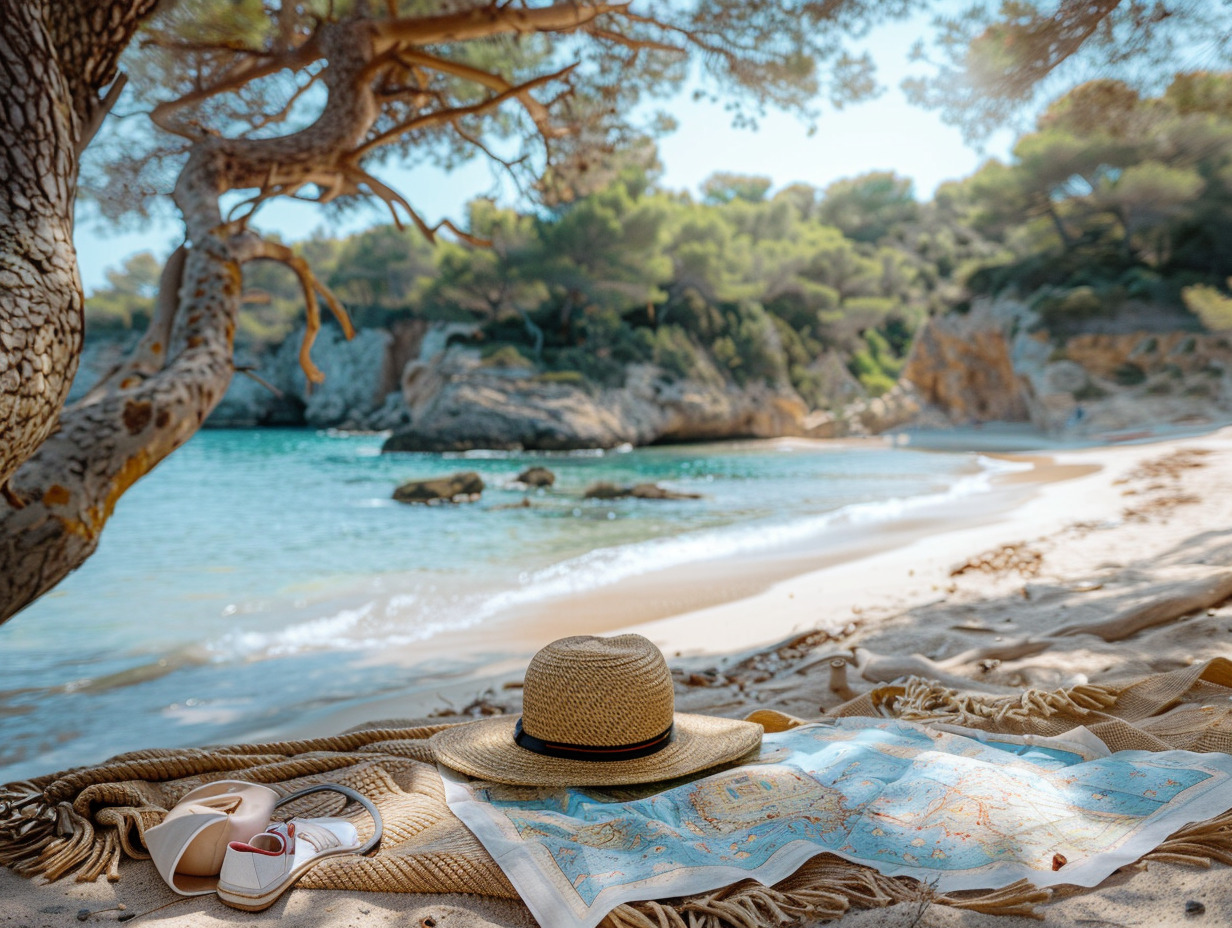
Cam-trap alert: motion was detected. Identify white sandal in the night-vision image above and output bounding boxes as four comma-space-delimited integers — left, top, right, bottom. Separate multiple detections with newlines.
216, 784, 382, 912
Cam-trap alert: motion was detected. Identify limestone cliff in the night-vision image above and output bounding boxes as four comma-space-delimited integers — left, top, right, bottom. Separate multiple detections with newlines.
904, 298, 1232, 435
383, 352, 810, 452
208, 324, 407, 429
902, 301, 1030, 424
70, 320, 917, 448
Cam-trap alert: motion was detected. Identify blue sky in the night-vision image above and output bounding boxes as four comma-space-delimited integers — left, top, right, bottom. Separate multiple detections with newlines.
72, 15, 1017, 292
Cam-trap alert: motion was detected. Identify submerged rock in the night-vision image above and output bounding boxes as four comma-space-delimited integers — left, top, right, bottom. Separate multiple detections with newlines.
392, 471, 484, 504
583, 481, 701, 500
489, 497, 534, 511
515, 466, 556, 487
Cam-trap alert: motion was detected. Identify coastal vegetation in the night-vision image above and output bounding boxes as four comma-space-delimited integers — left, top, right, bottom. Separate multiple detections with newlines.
87, 72, 1232, 407
88, 165, 957, 402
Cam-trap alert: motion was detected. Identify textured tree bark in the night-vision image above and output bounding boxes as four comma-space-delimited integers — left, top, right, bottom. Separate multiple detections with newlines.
0, 0, 157, 491
0, 22, 381, 621
0, 3, 87, 493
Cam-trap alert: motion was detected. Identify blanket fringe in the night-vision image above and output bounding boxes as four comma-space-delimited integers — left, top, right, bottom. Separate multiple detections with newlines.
602, 856, 1054, 928
1144, 806, 1232, 868
938, 879, 1051, 918
893, 678, 1120, 727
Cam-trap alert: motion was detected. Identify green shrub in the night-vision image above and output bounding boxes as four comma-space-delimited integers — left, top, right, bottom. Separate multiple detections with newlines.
534, 369, 587, 385
547, 347, 627, 387
1113, 362, 1147, 386
1074, 382, 1109, 401
652, 325, 703, 381
849, 350, 896, 395
719, 301, 788, 386
1033, 286, 1108, 327
711, 335, 739, 372
480, 344, 535, 368
1182, 282, 1232, 332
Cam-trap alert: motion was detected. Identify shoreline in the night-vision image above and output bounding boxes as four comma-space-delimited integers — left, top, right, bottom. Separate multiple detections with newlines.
278, 441, 1088, 741
5, 424, 1232, 926
281, 425, 1215, 743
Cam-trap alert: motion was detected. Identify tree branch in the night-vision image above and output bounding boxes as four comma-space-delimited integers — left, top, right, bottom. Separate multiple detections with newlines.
77, 244, 189, 407
353, 62, 576, 157
149, 34, 324, 136
584, 25, 684, 56
391, 47, 559, 140
76, 73, 128, 158
373, 2, 626, 51
245, 68, 324, 133
244, 240, 355, 383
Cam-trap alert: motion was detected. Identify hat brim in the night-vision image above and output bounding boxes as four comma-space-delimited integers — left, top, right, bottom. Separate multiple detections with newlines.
430, 712, 763, 786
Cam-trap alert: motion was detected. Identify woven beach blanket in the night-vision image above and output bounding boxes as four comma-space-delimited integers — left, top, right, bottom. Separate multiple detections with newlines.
443, 719, 1232, 928
4, 658, 1232, 928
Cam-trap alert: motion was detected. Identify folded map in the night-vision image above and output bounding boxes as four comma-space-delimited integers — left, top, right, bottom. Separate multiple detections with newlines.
441, 718, 1232, 928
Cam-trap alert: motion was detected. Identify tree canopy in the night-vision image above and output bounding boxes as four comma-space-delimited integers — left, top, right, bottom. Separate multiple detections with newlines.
906, 1, 1232, 142
87, 69, 1232, 405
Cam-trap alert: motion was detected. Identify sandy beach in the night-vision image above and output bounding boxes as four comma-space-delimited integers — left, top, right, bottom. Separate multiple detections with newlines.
5, 425, 1232, 927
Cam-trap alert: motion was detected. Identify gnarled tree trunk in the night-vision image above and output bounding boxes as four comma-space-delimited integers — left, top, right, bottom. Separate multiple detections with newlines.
0, 22, 382, 621
0, 0, 157, 492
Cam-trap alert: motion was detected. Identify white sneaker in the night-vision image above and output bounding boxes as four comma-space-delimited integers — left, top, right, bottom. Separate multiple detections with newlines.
216, 818, 360, 911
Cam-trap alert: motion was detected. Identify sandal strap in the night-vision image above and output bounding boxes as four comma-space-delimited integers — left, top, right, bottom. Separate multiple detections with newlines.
292, 821, 344, 852
274, 783, 383, 856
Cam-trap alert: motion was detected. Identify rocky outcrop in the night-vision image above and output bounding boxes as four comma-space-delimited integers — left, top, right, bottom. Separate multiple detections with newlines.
515, 466, 556, 487
383, 352, 809, 452
392, 471, 484, 504
904, 298, 1232, 435
199, 320, 481, 430
902, 301, 1030, 423
803, 382, 929, 438
208, 325, 405, 430
801, 350, 867, 408
1020, 330, 1232, 433
75, 319, 923, 447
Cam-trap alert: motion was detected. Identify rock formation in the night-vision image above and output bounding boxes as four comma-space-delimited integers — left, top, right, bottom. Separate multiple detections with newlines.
583, 481, 702, 500
903, 298, 1232, 435
383, 351, 810, 452
515, 466, 556, 487
902, 300, 1030, 423
392, 471, 484, 504
208, 324, 405, 430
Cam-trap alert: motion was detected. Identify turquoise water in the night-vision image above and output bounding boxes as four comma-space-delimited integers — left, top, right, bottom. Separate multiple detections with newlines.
0, 430, 1011, 782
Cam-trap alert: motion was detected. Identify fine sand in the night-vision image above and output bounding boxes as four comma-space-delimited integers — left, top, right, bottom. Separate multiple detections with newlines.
6, 426, 1232, 927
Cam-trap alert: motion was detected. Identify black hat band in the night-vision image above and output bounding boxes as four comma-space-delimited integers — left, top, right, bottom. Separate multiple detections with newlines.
513, 718, 674, 762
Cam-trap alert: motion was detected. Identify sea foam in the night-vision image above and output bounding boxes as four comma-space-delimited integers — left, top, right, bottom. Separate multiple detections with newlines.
219, 454, 1030, 660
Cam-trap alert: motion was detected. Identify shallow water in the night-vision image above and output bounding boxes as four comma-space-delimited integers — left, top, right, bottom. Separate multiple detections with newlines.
0, 429, 1015, 781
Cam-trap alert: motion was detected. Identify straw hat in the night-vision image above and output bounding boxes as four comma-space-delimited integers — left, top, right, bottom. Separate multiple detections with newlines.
430, 634, 763, 786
